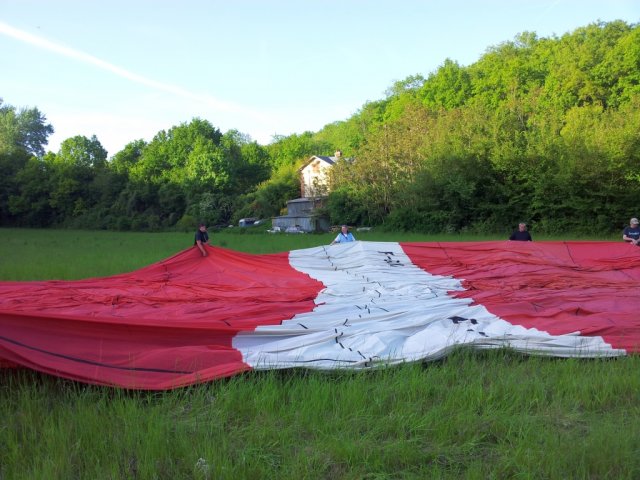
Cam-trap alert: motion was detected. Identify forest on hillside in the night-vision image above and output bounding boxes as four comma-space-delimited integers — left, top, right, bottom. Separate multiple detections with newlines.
1, 20, 638, 234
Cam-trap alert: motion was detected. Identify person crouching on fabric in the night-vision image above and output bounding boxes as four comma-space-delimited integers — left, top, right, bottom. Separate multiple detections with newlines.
195, 223, 209, 256
509, 222, 532, 241
623, 217, 640, 246
331, 225, 356, 245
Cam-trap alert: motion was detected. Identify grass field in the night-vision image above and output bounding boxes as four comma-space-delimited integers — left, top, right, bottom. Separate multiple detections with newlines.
0, 228, 638, 479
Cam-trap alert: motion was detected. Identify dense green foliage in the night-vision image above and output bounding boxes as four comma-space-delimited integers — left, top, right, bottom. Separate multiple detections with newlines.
1, 21, 638, 234
327, 21, 640, 234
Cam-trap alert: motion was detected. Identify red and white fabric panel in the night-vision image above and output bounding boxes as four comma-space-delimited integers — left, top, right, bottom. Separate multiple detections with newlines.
235, 241, 637, 370
1, 241, 638, 390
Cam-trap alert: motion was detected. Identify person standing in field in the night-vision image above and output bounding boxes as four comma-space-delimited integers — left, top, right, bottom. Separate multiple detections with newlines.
623, 217, 640, 245
509, 222, 532, 241
331, 225, 356, 245
194, 223, 209, 256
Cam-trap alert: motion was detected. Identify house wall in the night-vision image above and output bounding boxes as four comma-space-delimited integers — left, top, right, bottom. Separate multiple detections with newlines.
300, 160, 332, 197
287, 201, 311, 216
287, 198, 326, 216
272, 197, 330, 232
272, 216, 315, 232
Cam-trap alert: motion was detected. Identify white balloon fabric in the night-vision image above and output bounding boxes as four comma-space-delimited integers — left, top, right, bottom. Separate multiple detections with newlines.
235, 241, 622, 371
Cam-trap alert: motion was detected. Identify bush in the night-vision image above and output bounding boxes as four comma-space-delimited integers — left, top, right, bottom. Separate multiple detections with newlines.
175, 214, 197, 232
327, 189, 367, 226
115, 216, 131, 231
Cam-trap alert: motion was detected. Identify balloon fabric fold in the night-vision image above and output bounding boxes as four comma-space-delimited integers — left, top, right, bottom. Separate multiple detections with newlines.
1, 241, 638, 389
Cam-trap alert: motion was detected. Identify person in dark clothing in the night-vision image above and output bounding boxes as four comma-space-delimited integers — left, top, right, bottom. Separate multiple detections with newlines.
623, 217, 640, 245
194, 223, 209, 256
509, 222, 532, 241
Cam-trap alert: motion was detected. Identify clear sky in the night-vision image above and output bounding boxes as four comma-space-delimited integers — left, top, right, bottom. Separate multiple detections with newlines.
1, 0, 638, 157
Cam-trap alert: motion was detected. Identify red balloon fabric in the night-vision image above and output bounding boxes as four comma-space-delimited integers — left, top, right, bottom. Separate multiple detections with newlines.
0, 246, 323, 389
1, 241, 639, 390
401, 241, 640, 352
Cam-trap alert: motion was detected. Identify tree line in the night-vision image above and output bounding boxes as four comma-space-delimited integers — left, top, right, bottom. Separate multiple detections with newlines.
1, 20, 638, 234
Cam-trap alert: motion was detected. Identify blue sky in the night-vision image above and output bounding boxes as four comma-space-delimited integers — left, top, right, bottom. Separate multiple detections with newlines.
1, 0, 638, 157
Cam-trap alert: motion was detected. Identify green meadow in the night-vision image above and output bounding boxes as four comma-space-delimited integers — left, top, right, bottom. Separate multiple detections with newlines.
0, 228, 638, 479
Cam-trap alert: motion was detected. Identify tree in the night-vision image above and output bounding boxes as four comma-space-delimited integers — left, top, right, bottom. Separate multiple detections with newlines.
267, 132, 331, 169
43, 135, 108, 222
109, 139, 146, 175
234, 163, 300, 221
226, 131, 271, 194
420, 59, 472, 110
384, 74, 426, 98
0, 100, 54, 157
0, 100, 54, 225
56, 135, 107, 168
0, 149, 30, 225
130, 118, 223, 184
8, 155, 53, 226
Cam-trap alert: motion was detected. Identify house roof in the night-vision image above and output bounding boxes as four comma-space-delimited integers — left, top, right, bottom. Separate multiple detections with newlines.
299, 154, 354, 171
314, 155, 337, 164
299, 155, 337, 171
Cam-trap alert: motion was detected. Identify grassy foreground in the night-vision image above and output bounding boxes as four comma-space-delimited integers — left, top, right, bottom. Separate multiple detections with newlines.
0, 228, 638, 479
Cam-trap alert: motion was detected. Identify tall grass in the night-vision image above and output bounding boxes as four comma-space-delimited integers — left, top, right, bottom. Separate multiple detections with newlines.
0, 227, 618, 280
0, 228, 637, 478
0, 228, 505, 279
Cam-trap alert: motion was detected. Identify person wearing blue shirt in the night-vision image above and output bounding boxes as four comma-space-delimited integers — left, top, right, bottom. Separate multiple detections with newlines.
623, 217, 640, 245
331, 225, 356, 245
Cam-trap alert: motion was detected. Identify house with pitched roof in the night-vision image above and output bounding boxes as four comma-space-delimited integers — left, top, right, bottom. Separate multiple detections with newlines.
299, 151, 343, 197
272, 151, 346, 232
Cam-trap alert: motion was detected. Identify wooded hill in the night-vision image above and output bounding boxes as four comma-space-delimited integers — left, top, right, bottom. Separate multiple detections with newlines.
1, 20, 638, 234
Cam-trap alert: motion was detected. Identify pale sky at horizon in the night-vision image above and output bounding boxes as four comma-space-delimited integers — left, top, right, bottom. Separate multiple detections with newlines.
1, 0, 638, 157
